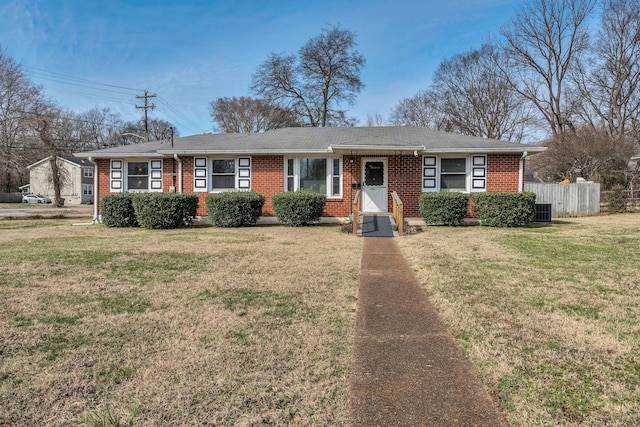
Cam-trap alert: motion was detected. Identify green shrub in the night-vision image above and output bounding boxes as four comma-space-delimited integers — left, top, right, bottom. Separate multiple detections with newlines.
472, 192, 536, 227
132, 193, 199, 229
607, 185, 628, 213
419, 192, 469, 225
272, 191, 327, 226
205, 191, 266, 227
101, 193, 138, 227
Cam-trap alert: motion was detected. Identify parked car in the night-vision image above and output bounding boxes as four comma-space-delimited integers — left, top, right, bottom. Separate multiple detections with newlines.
22, 193, 52, 204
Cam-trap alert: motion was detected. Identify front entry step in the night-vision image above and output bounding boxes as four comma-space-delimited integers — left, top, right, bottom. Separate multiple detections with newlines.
360, 214, 396, 237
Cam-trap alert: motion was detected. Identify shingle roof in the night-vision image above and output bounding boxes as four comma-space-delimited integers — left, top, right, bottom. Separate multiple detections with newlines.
74, 126, 544, 158
27, 156, 95, 169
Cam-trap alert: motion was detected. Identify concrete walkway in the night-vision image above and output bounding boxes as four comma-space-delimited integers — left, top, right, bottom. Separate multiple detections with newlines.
348, 237, 508, 426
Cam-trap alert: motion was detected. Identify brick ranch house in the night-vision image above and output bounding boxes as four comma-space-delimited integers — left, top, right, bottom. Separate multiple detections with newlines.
74, 126, 545, 221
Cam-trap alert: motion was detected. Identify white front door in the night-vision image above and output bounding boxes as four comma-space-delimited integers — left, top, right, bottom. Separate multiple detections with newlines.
361, 158, 388, 212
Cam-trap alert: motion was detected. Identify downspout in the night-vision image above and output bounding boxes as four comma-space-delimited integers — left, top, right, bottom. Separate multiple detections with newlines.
89, 157, 99, 223
519, 151, 528, 192
173, 154, 182, 193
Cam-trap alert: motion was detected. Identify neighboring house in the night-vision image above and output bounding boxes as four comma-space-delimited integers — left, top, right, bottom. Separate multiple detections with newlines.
27, 156, 95, 205
74, 126, 545, 220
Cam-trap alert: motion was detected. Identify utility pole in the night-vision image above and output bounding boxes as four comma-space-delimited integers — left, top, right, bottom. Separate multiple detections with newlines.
135, 90, 156, 142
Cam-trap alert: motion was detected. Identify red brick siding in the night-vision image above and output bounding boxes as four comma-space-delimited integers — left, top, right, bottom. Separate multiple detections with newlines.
388, 155, 423, 217
94, 153, 524, 218
487, 154, 521, 192
251, 156, 285, 216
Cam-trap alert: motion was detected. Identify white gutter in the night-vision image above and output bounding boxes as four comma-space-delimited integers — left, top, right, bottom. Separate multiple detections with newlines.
329, 144, 426, 152
89, 157, 99, 223
519, 151, 528, 192
173, 154, 183, 193
158, 149, 332, 155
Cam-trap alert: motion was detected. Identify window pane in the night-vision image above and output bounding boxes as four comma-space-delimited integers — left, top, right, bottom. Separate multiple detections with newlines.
365, 161, 384, 186
440, 174, 466, 190
333, 158, 340, 175
128, 162, 148, 176
128, 177, 148, 190
213, 160, 235, 174
212, 175, 235, 189
300, 158, 326, 193
441, 158, 466, 173
287, 177, 294, 192
332, 176, 340, 196
287, 159, 294, 176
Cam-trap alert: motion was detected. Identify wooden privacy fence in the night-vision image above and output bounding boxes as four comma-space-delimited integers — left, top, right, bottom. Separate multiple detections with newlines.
0, 193, 22, 203
524, 183, 600, 217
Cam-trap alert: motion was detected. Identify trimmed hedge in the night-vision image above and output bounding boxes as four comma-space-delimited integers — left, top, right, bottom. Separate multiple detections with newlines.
130, 193, 198, 229
472, 192, 536, 227
419, 192, 469, 225
272, 191, 327, 226
205, 191, 266, 227
101, 193, 138, 227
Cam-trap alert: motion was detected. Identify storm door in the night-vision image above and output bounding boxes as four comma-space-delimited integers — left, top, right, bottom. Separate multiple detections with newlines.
361, 158, 388, 212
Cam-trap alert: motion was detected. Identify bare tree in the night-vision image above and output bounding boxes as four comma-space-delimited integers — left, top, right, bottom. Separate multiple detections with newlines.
77, 107, 124, 150
209, 96, 297, 133
388, 89, 449, 130
529, 127, 636, 187
251, 25, 365, 127
32, 104, 81, 206
498, 0, 597, 139
573, 0, 640, 139
118, 118, 178, 145
0, 47, 45, 192
365, 113, 386, 127
432, 44, 533, 142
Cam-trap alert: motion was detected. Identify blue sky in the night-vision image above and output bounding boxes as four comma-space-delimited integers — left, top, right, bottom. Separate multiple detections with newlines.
0, 0, 526, 136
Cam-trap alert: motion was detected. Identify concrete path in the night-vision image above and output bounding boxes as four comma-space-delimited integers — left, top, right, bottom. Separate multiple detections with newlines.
349, 237, 508, 426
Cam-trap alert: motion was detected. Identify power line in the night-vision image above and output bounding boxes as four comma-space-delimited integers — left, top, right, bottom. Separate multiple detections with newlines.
156, 96, 203, 134
22, 65, 143, 92
21, 63, 206, 135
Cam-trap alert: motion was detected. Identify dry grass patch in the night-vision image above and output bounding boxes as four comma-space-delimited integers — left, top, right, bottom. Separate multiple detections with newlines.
398, 213, 640, 426
0, 220, 361, 426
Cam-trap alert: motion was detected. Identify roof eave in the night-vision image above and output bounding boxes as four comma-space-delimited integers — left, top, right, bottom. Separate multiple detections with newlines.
422, 146, 547, 154
74, 152, 165, 158
329, 144, 426, 152
158, 149, 333, 155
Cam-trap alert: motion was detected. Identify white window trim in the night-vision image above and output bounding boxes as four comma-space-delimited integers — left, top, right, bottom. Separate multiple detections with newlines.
422, 155, 487, 193
284, 157, 343, 198
82, 184, 93, 196
110, 159, 163, 193
83, 168, 93, 178
193, 157, 252, 193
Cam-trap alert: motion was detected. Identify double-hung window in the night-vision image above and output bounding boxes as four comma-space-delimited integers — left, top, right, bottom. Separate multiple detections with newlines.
193, 157, 252, 192
422, 155, 486, 193
284, 157, 342, 197
440, 158, 467, 191
212, 160, 236, 190
110, 159, 163, 192
83, 168, 93, 178
127, 162, 149, 190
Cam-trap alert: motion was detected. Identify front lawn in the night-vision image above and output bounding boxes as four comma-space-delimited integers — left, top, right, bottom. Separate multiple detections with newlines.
3, 213, 638, 426
0, 220, 361, 425
398, 214, 640, 426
